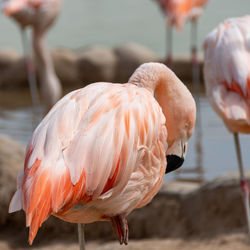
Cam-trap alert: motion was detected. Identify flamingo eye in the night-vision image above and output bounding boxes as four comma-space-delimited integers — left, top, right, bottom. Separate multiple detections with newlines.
185, 121, 190, 128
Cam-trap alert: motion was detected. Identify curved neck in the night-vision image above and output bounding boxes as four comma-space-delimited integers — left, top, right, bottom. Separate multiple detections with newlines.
129, 63, 183, 94
129, 63, 196, 145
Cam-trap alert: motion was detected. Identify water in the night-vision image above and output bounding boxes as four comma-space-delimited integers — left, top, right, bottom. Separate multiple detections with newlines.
0, 88, 249, 181
0, 0, 249, 57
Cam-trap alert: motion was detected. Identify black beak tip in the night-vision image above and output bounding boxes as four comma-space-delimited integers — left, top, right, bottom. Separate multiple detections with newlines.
165, 155, 184, 174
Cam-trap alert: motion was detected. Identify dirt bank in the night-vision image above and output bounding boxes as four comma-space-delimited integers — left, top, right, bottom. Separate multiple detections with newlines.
0, 232, 249, 250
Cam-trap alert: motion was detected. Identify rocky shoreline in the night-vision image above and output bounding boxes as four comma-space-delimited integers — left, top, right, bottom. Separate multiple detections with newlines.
0, 135, 249, 249
0, 43, 203, 90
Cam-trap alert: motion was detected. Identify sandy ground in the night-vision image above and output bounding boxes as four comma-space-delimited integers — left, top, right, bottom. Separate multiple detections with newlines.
0, 233, 249, 250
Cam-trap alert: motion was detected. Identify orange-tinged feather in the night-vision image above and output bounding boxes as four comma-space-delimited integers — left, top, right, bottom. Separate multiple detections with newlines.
223, 79, 246, 98
144, 117, 149, 134
26, 169, 48, 214
24, 161, 87, 245
59, 170, 87, 213
111, 98, 122, 109
101, 157, 121, 194
89, 107, 103, 125
24, 145, 33, 170
231, 79, 245, 97
124, 111, 130, 137
247, 77, 250, 98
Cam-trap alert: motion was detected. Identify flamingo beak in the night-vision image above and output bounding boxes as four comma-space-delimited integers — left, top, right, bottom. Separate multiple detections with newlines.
165, 154, 184, 173
165, 139, 187, 174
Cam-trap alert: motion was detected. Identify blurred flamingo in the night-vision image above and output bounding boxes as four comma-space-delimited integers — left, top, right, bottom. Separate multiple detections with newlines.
1, 0, 62, 109
154, 0, 209, 66
204, 15, 250, 234
9, 62, 196, 249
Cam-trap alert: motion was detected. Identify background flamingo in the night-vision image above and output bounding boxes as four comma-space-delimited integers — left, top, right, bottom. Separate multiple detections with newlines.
154, 0, 208, 182
203, 15, 250, 234
9, 62, 196, 249
154, 0, 209, 66
1, 0, 62, 110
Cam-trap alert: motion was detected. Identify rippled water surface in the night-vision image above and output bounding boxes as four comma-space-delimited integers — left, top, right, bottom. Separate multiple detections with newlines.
0, 88, 249, 182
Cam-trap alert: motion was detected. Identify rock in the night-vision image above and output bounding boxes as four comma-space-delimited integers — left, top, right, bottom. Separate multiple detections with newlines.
114, 43, 158, 83
0, 50, 27, 88
0, 49, 20, 68
182, 173, 250, 236
159, 56, 204, 82
161, 180, 200, 197
52, 48, 81, 87
0, 57, 27, 88
76, 46, 117, 85
0, 135, 25, 225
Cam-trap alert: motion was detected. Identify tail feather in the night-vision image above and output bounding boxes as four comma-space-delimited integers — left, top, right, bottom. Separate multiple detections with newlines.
9, 189, 23, 213
22, 161, 87, 245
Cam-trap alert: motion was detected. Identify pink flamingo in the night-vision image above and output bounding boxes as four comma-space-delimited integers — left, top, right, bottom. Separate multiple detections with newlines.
154, 0, 209, 65
203, 15, 250, 234
1, 0, 62, 109
9, 62, 196, 249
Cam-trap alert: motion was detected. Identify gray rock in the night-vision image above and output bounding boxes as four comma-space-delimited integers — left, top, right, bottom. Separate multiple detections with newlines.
0, 50, 27, 88
160, 56, 204, 82
0, 49, 20, 68
76, 46, 117, 85
52, 48, 80, 87
114, 43, 158, 83
1, 59, 28, 88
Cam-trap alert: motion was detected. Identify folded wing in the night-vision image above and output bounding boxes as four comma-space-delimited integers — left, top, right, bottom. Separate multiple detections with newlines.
9, 82, 166, 244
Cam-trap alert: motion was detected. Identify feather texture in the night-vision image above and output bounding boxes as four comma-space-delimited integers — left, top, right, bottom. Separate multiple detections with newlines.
204, 16, 250, 133
10, 82, 167, 244
9, 62, 196, 245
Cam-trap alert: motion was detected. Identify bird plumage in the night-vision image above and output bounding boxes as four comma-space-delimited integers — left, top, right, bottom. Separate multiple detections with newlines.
154, 0, 208, 29
9, 62, 196, 245
203, 16, 250, 133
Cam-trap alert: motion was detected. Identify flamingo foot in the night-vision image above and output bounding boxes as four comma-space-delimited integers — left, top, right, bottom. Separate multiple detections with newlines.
240, 179, 250, 235
111, 215, 129, 245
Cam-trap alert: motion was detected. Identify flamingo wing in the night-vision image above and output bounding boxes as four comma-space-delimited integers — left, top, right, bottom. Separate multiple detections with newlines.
9, 82, 167, 244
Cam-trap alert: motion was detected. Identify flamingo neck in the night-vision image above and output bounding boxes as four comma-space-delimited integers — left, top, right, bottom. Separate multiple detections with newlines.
129, 62, 196, 145
32, 29, 62, 108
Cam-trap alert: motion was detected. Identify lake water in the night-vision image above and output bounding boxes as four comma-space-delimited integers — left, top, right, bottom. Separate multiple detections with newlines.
0, 88, 249, 182
0, 0, 249, 57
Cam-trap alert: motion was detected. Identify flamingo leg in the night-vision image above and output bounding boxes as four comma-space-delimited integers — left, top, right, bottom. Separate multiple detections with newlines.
166, 24, 173, 68
111, 215, 129, 245
191, 19, 203, 178
233, 133, 250, 235
21, 28, 40, 108
77, 223, 86, 250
